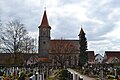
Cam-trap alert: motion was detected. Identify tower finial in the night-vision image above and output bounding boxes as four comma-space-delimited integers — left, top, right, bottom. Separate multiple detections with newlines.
44, 7, 46, 10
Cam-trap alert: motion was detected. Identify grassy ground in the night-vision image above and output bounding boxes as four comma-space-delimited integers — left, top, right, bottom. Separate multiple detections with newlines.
47, 69, 68, 80
47, 69, 62, 80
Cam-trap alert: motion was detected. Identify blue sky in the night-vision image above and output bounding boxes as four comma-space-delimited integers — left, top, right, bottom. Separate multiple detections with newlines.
0, 0, 120, 55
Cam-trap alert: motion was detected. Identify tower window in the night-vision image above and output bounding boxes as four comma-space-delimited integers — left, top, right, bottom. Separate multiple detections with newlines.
43, 41, 46, 44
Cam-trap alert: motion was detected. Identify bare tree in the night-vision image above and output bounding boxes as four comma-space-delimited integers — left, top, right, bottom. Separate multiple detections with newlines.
50, 40, 79, 68
22, 36, 37, 53
1, 20, 28, 53
1, 20, 37, 54
0, 20, 38, 65
0, 19, 3, 52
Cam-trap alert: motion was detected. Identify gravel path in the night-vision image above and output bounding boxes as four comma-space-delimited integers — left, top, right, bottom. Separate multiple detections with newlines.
80, 75, 96, 80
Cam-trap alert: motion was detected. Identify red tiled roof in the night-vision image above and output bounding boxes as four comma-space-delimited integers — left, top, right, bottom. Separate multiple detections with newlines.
37, 58, 50, 63
104, 51, 120, 63
87, 51, 95, 62
40, 10, 49, 27
105, 51, 120, 58
106, 57, 119, 63
49, 40, 94, 62
49, 39, 80, 54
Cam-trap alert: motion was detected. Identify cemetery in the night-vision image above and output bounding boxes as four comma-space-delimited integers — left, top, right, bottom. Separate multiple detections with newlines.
0, 3, 120, 80
0, 66, 83, 80
0, 66, 53, 80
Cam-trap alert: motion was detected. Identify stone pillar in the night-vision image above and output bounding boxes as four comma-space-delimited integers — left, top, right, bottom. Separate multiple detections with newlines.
33, 75, 36, 80
40, 68, 42, 74
100, 69, 103, 80
40, 74, 42, 80
30, 75, 35, 80
49, 69, 52, 76
42, 72, 44, 80
76, 75, 80, 80
0, 76, 2, 80
114, 69, 117, 77
73, 73, 77, 80
46, 68, 48, 77
36, 72, 39, 80
79, 75, 83, 80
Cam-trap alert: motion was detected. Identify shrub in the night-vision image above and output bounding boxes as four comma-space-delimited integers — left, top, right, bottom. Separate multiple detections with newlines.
28, 72, 33, 77
59, 77, 67, 80
60, 69, 68, 78
0, 71, 4, 76
107, 75, 115, 79
58, 69, 68, 80
18, 72, 25, 80
47, 77, 53, 80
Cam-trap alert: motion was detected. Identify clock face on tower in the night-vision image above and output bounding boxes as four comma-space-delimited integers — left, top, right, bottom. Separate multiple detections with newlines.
42, 28, 47, 36
43, 28, 46, 31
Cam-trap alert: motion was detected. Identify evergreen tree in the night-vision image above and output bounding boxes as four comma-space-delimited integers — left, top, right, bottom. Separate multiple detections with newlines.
78, 28, 88, 68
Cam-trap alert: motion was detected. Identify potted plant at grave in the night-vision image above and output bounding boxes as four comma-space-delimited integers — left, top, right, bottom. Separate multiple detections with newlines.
18, 72, 25, 80
28, 72, 33, 77
4, 76, 11, 80
25, 72, 32, 80
2, 74, 6, 80
0, 71, 4, 76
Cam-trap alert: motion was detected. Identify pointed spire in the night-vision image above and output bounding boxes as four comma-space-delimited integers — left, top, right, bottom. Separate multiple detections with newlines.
40, 10, 49, 27
79, 27, 85, 36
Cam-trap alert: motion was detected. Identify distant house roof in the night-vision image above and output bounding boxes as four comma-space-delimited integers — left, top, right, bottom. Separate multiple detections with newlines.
87, 51, 95, 63
95, 54, 103, 58
106, 57, 120, 64
105, 51, 120, 58
95, 54, 99, 57
104, 51, 120, 63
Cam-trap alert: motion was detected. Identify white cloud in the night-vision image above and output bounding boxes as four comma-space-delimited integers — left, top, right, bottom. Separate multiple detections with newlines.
108, 8, 120, 21
0, 0, 120, 55
103, 21, 120, 39
28, 31, 38, 39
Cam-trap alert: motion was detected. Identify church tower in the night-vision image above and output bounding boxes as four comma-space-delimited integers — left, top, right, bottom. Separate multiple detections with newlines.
38, 10, 51, 57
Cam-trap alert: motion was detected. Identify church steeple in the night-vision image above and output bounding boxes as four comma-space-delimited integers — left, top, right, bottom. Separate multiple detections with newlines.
40, 10, 49, 27
38, 10, 51, 57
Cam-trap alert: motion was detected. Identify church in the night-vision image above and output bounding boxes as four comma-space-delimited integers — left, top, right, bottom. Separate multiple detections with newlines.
0, 10, 95, 67
37, 10, 95, 68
